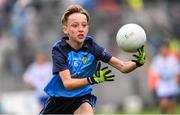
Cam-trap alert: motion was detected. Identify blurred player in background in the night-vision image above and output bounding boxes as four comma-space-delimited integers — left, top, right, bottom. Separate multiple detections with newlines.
23, 52, 52, 111
40, 5, 145, 114
149, 41, 180, 114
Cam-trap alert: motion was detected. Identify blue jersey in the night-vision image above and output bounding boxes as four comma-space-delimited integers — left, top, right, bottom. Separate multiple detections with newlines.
44, 36, 112, 97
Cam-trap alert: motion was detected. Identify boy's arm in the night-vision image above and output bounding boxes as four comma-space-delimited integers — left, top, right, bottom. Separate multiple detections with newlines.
59, 69, 89, 90
108, 57, 137, 73
59, 62, 114, 90
108, 46, 145, 73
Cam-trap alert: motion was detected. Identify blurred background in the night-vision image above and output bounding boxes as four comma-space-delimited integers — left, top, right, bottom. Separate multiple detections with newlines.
0, 0, 179, 114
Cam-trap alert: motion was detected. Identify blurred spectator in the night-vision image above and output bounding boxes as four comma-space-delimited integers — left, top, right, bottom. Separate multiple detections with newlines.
0, 0, 16, 35
148, 41, 180, 114
10, 0, 45, 69
0, 31, 18, 74
23, 52, 52, 111
10, 0, 30, 41
68, 0, 96, 11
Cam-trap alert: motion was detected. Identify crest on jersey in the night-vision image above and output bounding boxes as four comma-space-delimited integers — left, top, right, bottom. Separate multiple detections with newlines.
82, 56, 87, 64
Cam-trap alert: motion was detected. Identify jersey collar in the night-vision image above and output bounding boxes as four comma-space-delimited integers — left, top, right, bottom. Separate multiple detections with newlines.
60, 36, 69, 46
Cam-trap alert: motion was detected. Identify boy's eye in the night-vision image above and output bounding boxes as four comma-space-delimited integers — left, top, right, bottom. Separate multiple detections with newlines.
82, 24, 87, 27
71, 24, 78, 27
70, 23, 88, 28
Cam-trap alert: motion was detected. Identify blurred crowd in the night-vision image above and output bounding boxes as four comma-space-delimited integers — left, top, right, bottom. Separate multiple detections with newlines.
0, 0, 179, 113
0, 0, 179, 74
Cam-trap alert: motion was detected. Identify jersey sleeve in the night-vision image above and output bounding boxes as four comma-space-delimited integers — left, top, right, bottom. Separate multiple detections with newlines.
172, 57, 180, 76
93, 41, 112, 63
52, 47, 68, 74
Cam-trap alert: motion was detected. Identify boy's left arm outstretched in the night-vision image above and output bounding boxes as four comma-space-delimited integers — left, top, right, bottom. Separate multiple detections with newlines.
108, 46, 145, 73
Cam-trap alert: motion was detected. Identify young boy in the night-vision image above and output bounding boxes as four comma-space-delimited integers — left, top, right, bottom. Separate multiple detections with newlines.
40, 4, 145, 114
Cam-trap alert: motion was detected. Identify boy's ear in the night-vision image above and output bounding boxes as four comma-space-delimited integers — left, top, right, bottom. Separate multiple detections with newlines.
63, 25, 68, 34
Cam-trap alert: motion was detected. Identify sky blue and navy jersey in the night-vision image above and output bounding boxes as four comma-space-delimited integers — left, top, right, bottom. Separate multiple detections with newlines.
44, 36, 112, 97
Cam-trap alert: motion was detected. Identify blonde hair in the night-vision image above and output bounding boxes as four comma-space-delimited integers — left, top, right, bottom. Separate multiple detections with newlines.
61, 4, 90, 25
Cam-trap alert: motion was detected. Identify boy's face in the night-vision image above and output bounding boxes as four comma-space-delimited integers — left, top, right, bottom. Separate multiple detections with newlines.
160, 45, 169, 57
63, 13, 89, 44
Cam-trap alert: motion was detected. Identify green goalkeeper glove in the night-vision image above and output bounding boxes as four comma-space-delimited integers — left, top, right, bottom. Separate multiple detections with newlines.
87, 62, 115, 85
132, 46, 145, 67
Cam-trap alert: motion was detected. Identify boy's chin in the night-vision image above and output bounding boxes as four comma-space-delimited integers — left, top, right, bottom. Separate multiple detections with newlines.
77, 37, 85, 43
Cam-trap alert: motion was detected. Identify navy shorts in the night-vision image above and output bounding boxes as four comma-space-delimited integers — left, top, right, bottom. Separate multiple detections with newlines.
40, 94, 97, 114
158, 95, 176, 101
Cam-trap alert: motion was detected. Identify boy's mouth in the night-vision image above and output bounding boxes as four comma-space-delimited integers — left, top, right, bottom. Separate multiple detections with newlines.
78, 34, 84, 38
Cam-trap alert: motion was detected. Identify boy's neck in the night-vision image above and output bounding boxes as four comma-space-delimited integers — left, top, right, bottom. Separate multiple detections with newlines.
66, 39, 83, 50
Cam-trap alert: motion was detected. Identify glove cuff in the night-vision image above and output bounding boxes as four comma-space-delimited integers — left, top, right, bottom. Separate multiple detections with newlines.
87, 77, 96, 85
132, 60, 143, 67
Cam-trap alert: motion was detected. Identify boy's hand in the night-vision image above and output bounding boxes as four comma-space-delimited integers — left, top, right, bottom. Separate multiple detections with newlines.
87, 62, 115, 85
132, 46, 145, 67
